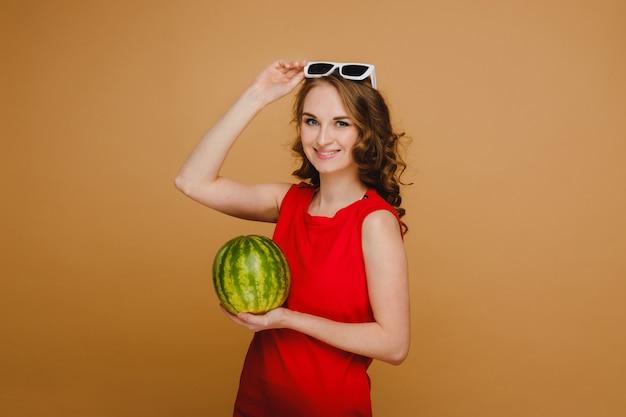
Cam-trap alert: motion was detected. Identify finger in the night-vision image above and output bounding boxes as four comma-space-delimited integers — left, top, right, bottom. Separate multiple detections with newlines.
283, 63, 305, 79
219, 304, 235, 317
290, 59, 307, 69
287, 60, 307, 71
277, 59, 297, 71
237, 312, 257, 323
220, 305, 246, 323
240, 312, 270, 330
277, 59, 306, 73
286, 71, 305, 87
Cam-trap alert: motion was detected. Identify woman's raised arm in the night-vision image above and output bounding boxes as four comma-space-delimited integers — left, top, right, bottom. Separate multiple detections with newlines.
174, 59, 306, 222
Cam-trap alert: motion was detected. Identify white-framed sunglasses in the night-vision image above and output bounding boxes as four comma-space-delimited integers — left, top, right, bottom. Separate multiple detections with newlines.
304, 61, 377, 89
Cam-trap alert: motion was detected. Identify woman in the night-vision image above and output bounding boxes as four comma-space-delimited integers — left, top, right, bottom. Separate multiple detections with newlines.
175, 59, 410, 417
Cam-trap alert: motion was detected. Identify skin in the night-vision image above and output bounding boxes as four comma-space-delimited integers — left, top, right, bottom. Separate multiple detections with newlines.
175, 60, 410, 365
301, 82, 368, 216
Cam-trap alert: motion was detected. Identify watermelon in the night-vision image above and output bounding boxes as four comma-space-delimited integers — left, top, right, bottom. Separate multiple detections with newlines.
212, 235, 291, 315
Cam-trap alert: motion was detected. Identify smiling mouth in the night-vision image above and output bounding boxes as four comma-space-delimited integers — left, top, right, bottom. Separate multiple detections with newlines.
315, 149, 340, 157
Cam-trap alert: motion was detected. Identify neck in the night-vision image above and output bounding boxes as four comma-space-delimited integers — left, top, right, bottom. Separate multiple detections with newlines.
309, 174, 367, 217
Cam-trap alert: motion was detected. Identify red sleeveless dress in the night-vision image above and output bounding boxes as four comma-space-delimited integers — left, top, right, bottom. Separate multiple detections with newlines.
233, 183, 401, 417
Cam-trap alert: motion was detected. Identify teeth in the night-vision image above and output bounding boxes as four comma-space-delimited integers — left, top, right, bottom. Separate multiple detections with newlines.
318, 150, 338, 156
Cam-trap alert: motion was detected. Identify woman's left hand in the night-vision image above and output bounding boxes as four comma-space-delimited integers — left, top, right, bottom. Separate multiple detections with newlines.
220, 304, 287, 332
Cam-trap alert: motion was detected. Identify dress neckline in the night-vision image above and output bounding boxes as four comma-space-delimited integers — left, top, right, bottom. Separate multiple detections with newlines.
306, 188, 371, 221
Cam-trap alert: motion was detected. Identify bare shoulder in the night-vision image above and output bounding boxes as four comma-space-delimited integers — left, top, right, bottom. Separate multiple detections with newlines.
362, 209, 402, 239
242, 181, 293, 222
267, 181, 293, 207
361, 209, 405, 264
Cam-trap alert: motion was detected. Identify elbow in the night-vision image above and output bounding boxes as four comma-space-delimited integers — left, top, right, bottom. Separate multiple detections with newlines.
374, 324, 410, 365
379, 335, 410, 365
385, 344, 410, 366
173, 173, 186, 192
174, 173, 193, 196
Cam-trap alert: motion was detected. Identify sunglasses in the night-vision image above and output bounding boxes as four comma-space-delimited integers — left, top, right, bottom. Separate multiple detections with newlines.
304, 61, 377, 89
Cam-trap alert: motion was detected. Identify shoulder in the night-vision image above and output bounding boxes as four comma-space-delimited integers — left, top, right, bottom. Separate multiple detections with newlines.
361, 189, 394, 210
361, 208, 406, 277
285, 181, 315, 198
363, 190, 402, 235
294, 181, 316, 191
278, 181, 315, 209
362, 209, 402, 238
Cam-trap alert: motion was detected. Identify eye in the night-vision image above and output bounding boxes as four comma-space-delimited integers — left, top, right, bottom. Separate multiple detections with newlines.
303, 118, 318, 126
336, 120, 350, 127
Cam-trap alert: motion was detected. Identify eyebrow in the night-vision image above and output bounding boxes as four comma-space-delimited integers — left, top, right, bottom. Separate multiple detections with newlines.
302, 112, 351, 120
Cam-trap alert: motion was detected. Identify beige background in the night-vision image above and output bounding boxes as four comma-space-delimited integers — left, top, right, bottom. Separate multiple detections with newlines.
2, 0, 625, 416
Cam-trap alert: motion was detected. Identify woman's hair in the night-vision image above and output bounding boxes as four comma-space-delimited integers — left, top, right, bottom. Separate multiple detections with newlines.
291, 73, 410, 233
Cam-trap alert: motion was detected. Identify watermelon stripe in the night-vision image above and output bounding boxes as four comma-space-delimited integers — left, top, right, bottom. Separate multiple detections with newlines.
213, 235, 290, 314
213, 242, 238, 314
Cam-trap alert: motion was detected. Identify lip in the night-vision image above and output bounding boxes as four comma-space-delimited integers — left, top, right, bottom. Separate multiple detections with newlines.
315, 149, 340, 160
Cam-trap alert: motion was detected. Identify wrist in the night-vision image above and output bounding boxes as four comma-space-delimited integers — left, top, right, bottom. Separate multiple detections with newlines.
242, 84, 273, 109
278, 307, 294, 329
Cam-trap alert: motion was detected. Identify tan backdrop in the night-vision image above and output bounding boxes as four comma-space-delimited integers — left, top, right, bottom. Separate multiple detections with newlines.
2, 0, 625, 416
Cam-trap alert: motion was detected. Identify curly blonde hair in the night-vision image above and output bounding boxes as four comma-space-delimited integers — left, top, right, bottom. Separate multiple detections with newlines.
290, 73, 409, 233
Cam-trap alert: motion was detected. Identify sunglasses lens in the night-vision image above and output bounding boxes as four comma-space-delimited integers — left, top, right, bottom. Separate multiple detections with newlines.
341, 65, 369, 77
307, 63, 335, 75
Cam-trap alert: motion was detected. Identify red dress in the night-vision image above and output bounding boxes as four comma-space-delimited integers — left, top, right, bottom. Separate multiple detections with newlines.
233, 183, 401, 417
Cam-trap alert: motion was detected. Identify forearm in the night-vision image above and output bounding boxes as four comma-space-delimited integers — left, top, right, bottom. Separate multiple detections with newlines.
282, 309, 410, 365
174, 86, 268, 195
226, 210, 411, 364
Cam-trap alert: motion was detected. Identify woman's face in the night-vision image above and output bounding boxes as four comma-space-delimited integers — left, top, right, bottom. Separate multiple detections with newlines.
299, 83, 360, 178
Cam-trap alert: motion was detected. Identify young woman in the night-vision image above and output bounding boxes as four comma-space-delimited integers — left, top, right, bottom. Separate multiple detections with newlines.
175, 59, 410, 417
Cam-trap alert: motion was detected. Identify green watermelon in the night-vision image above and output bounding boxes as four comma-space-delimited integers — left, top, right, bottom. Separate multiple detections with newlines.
212, 235, 291, 315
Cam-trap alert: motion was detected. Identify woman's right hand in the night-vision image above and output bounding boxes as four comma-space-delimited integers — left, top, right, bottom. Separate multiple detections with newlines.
248, 59, 307, 104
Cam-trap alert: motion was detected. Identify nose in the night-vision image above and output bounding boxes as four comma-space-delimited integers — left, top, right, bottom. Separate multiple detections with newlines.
316, 125, 333, 146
